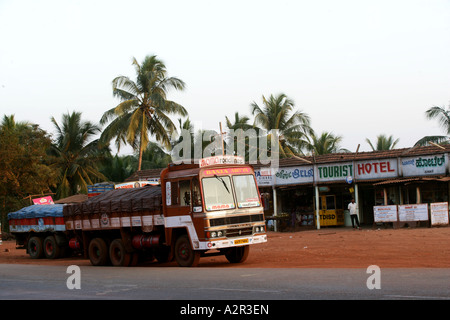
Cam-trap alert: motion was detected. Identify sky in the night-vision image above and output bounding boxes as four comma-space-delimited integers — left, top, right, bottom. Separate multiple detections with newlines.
1, 0, 450, 155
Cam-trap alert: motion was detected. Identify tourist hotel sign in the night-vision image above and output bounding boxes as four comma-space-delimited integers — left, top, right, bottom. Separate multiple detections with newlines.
315, 162, 353, 182
255, 154, 447, 185
355, 159, 397, 180
313, 159, 398, 182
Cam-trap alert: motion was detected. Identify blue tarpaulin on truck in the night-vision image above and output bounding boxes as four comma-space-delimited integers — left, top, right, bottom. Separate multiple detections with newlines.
8, 204, 66, 233
7, 204, 64, 220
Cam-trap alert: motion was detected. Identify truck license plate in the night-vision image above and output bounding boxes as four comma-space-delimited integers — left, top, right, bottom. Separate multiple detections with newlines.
234, 238, 249, 245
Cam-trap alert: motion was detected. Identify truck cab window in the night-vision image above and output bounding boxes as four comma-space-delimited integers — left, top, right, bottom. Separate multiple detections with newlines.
192, 178, 202, 207
179, 180, 191, 206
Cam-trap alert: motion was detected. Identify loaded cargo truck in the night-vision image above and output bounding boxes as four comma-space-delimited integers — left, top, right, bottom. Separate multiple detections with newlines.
8, 156, 267, 267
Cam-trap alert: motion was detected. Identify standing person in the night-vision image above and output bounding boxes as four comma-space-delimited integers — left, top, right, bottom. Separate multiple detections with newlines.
348, 198, 361, 229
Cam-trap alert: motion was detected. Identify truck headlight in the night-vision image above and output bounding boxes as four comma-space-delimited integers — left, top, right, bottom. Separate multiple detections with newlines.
254, 226, 265, 233
207, 230, 226, 239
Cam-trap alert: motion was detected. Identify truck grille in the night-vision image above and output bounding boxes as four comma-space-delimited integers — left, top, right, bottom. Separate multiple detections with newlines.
209, 214, 264, 227
225, 227, 253, 237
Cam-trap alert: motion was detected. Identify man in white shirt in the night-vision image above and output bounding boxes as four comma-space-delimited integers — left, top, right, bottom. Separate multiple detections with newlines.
348, 198, 360, 229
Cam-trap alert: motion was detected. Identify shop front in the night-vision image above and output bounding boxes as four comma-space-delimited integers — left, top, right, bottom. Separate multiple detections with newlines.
254, 146, 450, 231
315, 189, 348, 227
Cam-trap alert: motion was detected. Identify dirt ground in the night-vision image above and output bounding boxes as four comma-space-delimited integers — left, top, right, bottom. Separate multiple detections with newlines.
1, 226, 450, 268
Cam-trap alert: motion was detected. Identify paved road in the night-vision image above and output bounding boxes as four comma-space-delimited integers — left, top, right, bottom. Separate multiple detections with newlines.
0, 264, 449, 301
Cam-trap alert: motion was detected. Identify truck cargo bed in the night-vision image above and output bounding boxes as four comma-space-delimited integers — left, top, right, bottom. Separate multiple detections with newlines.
63, 185, 163, 231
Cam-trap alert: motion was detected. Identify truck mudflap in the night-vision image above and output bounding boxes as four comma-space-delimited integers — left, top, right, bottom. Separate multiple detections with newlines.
197, 235, 267, 251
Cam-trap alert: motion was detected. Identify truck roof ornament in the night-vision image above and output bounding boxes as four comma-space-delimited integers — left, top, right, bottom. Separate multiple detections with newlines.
200, 155, 245, 168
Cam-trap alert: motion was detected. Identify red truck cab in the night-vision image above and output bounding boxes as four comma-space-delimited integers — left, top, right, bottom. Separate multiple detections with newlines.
161, 156, 267, 266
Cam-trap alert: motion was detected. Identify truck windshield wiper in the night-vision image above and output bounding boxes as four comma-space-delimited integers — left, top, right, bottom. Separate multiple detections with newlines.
214, 174, 230, 193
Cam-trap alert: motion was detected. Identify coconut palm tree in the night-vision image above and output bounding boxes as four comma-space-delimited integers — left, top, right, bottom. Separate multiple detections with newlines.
99, 154, 136, 183
366, 134, 399, 151
1, 114, 31, 131
225, 112, 253, 131
100, 55, 187, 170
414, 105, 450, 146
49, 111, 108, 199
250, 93, 313, 158
306, 131, 349, 155
224, 112, 254, 160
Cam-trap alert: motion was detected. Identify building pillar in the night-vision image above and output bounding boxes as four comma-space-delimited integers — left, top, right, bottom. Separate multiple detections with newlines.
272, 186, 278, 232
416, 186, 421, 204
315, 185, 320, 230
355, 183, 360, 222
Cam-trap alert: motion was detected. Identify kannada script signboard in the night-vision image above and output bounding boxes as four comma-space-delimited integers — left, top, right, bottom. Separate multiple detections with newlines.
274, 166, 314, 186
401, 154, 447, 177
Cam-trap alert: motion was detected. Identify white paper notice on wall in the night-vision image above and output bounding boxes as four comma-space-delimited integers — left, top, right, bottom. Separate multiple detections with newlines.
373, 205, 398, 222
398, 204, 428, 221
430, 202, 449, 226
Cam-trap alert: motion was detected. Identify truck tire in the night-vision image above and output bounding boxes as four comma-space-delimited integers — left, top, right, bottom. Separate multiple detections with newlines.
225, 245, 250, 263
44, 235, 60, 259
174, 235, 200, 267
88, 238, 109, 266
28, 236, 44, 259
109, 239, 131, 267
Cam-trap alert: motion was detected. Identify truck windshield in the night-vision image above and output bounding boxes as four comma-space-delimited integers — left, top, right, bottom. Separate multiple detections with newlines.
233, 175, 260, 208
202, 174, 260, 211
202, 175, 235, 211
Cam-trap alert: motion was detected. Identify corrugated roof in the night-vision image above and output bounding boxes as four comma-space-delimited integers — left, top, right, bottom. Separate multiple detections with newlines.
124, 168, 163, 182
54, 194, 88, 204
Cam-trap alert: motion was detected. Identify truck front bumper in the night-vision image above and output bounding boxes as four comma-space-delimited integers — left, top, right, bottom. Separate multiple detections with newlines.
196, 234, 267, 250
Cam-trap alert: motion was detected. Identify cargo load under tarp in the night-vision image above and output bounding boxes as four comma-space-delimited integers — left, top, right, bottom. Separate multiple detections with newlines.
8, 204, 65, 233
63, 186, 163, 231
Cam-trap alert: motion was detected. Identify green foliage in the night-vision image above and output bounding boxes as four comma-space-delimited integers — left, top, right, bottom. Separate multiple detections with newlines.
306, 131, 349, 155
366, 134, 399, 151
414, 105, 450, 146
251, 93, 313, 157
100, 55, 187, 170
0, 115, 58, 230
48, 111, 108, 199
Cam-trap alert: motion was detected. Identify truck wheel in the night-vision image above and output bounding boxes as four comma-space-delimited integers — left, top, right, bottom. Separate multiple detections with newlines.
44, 235, 60, 259
174, 235, 200, 267
88, 238, 109, 266
109, 239, 131, 267
225, 245, 250, 263
28, 236, 44, 259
